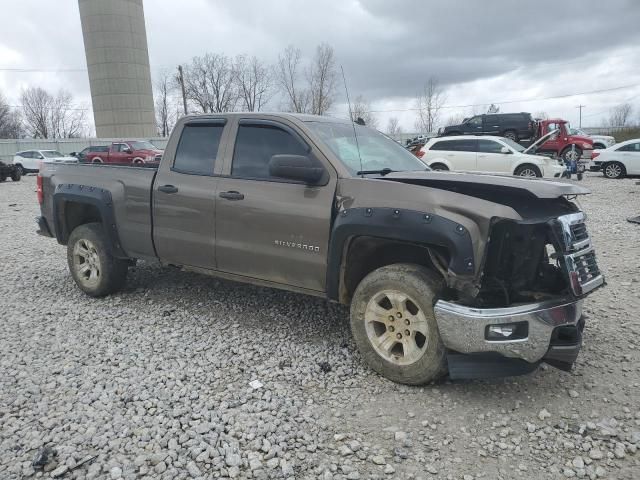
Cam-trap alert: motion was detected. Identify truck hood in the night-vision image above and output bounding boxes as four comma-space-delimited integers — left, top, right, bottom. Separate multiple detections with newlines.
382, 170, 589, 199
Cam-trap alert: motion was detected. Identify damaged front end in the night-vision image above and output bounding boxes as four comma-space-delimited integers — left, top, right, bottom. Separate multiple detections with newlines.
433, 210, 604, 379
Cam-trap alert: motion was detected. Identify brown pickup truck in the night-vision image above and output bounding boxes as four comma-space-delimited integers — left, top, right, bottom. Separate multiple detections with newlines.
36, 113, 604, 384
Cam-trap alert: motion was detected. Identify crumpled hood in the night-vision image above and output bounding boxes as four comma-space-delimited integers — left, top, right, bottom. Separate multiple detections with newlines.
382, 170, 590, 199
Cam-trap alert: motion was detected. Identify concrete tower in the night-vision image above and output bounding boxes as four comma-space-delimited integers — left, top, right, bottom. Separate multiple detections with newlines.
78, 0, 156, 138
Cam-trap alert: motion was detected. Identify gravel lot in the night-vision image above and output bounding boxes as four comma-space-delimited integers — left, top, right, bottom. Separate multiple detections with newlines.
1, 174, 639, 480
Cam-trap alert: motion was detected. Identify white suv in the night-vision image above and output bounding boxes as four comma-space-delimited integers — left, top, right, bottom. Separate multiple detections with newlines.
418, 136, 565, 178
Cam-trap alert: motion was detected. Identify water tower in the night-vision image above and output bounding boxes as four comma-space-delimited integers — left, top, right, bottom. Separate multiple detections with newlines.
78, 0, 156, 138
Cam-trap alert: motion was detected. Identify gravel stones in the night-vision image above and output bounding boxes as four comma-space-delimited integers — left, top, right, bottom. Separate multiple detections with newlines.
0, 176, 639, 479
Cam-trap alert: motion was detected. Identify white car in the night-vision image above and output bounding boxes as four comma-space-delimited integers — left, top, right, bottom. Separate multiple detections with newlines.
12, 150, 77, 174
592, 138, 640, 179
418, 135, 565, 178
569, 128, 615, 150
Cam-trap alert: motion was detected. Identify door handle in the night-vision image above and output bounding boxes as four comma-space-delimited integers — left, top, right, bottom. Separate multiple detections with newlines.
219, 190, 245, 201
158, 184, 178, 194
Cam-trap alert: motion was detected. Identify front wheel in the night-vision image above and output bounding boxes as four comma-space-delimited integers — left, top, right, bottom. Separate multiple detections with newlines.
430, 163, 449, 171
562, 147, 582, 163
15, 164, 24, 176
350, 264, 447, 385
514, 164, 542, 177
603, 162, 625, 179
67, 223, 128, 297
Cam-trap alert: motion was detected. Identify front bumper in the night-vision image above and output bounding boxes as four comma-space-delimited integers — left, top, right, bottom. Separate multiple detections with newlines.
433, 298, 584, 364
545, 163, 565, 178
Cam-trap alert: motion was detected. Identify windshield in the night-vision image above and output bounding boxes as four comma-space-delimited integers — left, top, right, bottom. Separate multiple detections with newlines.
501, 138, 525, 152
128, 141, 157, 150
41, 151, 63, 158
306, 122, 429, 175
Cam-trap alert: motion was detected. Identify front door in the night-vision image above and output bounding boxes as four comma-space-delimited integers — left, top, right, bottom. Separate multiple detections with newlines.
215, 118, 336, 292
619, 141, 640, 174
152, 119, 228, 269
476, 139, 511, 174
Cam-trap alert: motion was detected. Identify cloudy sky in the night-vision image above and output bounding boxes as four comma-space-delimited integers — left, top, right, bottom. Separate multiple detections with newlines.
1, 0, 640, 133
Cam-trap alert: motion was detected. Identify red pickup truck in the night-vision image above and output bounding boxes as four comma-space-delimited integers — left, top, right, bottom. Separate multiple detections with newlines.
82, 141, 163, 166
533, 119, 594, 162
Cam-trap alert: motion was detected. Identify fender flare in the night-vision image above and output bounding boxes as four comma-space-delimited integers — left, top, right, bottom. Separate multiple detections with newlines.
326, 207, 476, 301
52, 183, 127, 258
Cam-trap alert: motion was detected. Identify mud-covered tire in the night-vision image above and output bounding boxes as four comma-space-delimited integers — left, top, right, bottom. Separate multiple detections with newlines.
350, 264, 447, 385
67, 222, 128, 297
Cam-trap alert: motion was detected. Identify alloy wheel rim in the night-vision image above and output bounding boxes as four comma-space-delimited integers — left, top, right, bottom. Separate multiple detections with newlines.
364, 290, 429, 365
519, 168, 537, 177
606, 164, 621, 178
73, 238, 101, 287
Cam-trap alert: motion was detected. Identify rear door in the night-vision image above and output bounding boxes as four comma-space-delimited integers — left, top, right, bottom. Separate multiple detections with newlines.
483, 115, 500, 135
110, 143, 131, 164
618, 141, 640, 174
476, 139, 512, 173
214, 117, 336, 292
152, 119, 229, 269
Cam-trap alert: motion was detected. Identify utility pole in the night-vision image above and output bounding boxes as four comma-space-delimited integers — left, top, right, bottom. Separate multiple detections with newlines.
576, 104, 586, 128
178, 65, 188, 115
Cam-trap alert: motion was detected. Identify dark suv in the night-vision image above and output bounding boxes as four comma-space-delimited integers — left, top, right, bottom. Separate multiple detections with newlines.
439, 113, 535, 142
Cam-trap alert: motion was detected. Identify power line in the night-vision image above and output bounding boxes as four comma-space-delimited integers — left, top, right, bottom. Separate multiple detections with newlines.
8, 104, 89, 111
363, 83, 640, 113
0, 67, 87, 72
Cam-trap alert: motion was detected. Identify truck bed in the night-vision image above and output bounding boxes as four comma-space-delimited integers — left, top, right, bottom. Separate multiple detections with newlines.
39, 163, 158, 260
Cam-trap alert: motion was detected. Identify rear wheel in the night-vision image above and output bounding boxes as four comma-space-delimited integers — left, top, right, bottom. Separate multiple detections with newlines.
67, 223, 128, 297
10, 169, 21, 181
350, 264, 447, 385
430, 163, 449, 171
503, 130, 518, 141
132, 157, 144, 165
92, 157, 103, 164
514, 164, 542, 177
603, 162, 625, 179
15, 164, 24, 176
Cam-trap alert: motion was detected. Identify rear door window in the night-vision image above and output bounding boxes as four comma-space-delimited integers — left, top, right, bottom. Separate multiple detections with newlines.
618, 142, 640, 152
478, 139, 504, 153
173, 123, 225, 175
429, 139, 477, 152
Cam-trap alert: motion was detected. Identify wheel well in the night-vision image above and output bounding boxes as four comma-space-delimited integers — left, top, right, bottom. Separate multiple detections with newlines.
61, 201, 102, 244
338, 236, 448, 304
514, 163, 541, 174
430, 162, 449, 170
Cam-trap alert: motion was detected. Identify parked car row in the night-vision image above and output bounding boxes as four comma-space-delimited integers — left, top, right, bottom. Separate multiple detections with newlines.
7, 141, 164, 175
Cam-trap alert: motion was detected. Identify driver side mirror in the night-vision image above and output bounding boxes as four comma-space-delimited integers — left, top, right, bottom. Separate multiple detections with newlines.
124, 148, 133, 154
500, 146, 511, 154
268, 154, 325, 185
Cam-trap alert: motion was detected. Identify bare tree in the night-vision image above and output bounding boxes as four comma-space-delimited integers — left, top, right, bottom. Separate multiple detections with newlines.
20, 87, 86, 138
184, 53, 238, 113
154, 71, 176, 137
235, 55, 273, 112
415, 77, 446, 133
609, 103, 632, 127
443, 113, 466, 126
0, 92, 22, 138
308, 43, 337, 115
276, 45, 310, 113
386, 117, 401, 137
350, 95, 378, 128
534, 111, 549, 120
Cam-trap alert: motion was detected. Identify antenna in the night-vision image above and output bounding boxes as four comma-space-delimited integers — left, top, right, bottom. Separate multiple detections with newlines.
340, 65, 364, 177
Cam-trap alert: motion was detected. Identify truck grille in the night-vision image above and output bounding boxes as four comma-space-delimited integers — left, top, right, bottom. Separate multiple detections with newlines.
554, 213, 604, 296
570, 222, 589, 243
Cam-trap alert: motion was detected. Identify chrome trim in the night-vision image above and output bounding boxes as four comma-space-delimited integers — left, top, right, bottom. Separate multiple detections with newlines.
564, 246, 604, 295
556, 212, 589, 252
434, 298, 583, 363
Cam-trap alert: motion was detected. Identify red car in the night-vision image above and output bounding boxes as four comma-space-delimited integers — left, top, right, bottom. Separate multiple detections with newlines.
84, 141, 163, 166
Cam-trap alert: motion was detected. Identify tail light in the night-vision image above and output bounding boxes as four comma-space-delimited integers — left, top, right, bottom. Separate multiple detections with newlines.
591, 151, 600, 159
416, 150, 425, 158
37, 173, 43, 205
